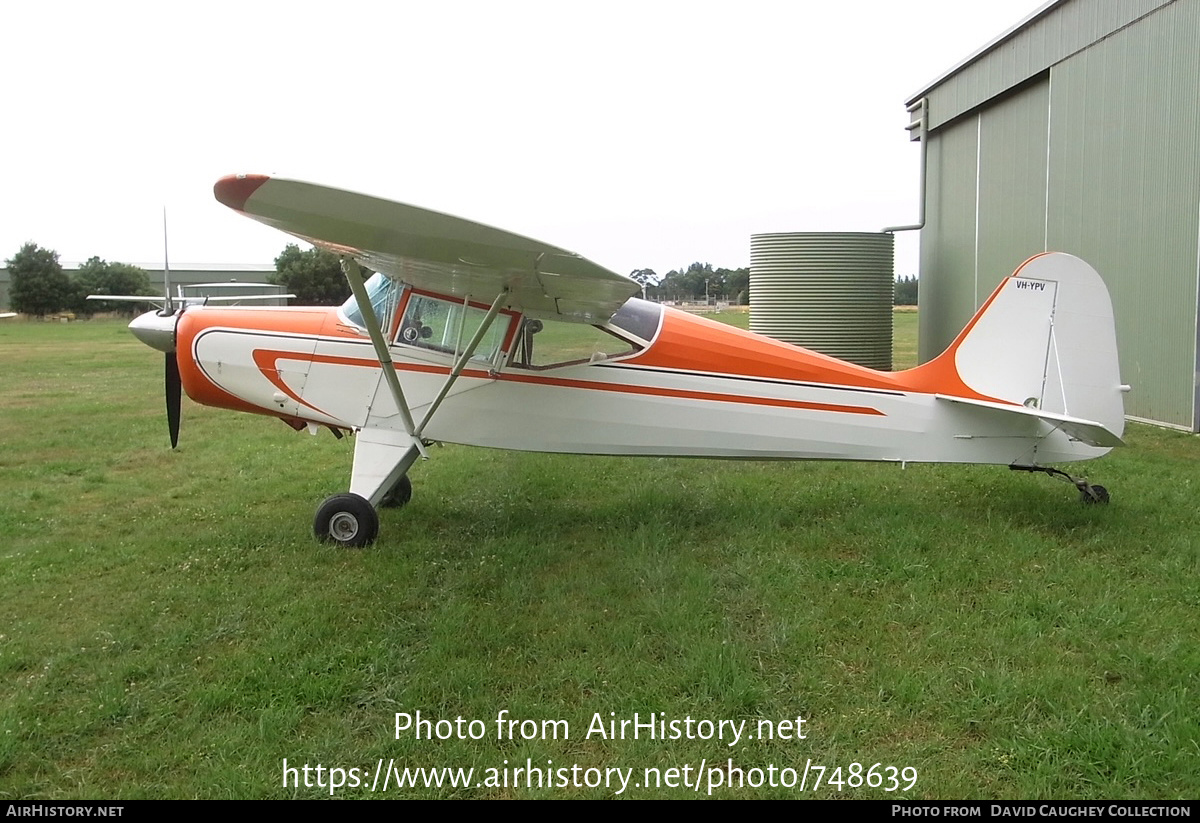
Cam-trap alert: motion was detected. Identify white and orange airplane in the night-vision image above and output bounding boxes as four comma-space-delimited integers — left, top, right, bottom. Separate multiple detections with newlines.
123, 174, 1128, 546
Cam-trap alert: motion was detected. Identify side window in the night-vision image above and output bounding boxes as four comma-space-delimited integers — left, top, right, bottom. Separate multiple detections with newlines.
508, 317, 638, 369
396, 294, 511, 365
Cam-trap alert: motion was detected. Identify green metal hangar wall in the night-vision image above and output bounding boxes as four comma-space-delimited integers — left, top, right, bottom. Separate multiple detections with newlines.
910, 0, 1200, 430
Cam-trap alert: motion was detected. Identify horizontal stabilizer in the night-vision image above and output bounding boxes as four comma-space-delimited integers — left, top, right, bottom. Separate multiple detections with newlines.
935, 394, 1124, 448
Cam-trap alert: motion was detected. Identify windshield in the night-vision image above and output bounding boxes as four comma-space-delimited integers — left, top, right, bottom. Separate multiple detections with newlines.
339, 272, 399, 329
608, 298, 663, 343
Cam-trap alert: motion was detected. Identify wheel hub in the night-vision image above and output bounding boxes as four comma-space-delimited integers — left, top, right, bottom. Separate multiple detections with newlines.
329, 512, 360, 542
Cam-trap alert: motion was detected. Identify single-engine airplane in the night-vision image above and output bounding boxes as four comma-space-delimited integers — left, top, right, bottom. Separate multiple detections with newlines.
122, 174, 1128, 546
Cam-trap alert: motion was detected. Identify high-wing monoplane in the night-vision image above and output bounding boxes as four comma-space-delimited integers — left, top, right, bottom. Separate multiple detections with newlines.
122, 174, 1129, 546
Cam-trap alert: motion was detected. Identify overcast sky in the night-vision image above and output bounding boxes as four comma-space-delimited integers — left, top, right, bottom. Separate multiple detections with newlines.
1, 0, 1047, 280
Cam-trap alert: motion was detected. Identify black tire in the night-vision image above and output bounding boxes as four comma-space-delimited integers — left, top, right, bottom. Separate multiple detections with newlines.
380, 474, 413, 509
1081, 485, 1110, 505
314, 493, 379, 547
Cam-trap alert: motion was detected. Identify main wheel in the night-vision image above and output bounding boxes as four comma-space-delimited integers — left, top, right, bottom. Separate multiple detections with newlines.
380, 474, 412, 509
314, 493, 379, 547
1081, 484, 1110, 504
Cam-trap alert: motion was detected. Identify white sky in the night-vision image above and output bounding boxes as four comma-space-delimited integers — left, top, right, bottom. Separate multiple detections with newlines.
1, 0, 1047, 280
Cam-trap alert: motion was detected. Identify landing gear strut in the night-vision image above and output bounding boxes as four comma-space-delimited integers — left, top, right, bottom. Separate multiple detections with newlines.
1009, 465, 1110, 504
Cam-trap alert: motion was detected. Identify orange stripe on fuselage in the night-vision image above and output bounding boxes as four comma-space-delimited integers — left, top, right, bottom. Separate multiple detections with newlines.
267, 350, 883, 419
248, 351, 884, 418
493, 369, 884, 415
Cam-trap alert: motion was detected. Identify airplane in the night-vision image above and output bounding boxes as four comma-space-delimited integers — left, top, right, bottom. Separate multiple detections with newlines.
0, 313, 16, 319
120, 173, 1129, 547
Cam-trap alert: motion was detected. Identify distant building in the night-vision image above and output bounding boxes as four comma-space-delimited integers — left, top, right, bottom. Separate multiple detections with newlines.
0, 263, 277, 312
908, 0, 1200, 429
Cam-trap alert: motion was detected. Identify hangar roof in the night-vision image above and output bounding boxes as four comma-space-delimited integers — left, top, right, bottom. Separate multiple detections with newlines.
906, 0, 1174, 129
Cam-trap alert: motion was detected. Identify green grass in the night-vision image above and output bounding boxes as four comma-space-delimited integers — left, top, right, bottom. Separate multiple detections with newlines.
0, 316, 1197, 799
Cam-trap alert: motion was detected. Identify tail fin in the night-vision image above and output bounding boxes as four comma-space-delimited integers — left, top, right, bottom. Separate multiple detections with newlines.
911, 253, 1127, 447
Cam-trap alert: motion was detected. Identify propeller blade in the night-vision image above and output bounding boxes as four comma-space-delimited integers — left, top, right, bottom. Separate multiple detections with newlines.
166, 351, 181, 449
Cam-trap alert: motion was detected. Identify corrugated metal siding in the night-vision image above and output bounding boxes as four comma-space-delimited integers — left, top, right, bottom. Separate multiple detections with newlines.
1045, 0, 1200, 427
919, 80, 1052, 363
914, 0, 1172, 130
977, 80, 1051, 300
918, 118, 981, 362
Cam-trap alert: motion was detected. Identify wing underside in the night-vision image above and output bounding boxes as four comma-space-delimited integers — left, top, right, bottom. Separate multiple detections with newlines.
214, 174, 639, 323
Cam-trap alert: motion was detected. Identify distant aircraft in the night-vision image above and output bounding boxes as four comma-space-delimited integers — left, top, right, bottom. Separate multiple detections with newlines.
116, 174, 1128, 546
0, 312, 15, 319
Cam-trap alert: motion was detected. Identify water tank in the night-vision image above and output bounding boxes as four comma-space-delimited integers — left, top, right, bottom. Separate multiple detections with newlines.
750, 232, 894, 370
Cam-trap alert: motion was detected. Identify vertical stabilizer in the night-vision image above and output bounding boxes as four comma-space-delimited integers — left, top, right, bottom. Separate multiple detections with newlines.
920, 253, 1126, 441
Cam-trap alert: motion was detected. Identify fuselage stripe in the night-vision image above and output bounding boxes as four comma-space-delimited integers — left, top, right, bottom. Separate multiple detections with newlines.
249, 348, 885, 419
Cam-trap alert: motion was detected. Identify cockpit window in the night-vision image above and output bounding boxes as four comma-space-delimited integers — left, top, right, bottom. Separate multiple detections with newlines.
506, 300, 661, 370
508, 318, 637, 369
396, 293, 512, 366
339, 272, 399, 331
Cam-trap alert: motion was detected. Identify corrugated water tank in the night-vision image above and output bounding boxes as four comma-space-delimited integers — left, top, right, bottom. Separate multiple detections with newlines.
749, 232, 894, 370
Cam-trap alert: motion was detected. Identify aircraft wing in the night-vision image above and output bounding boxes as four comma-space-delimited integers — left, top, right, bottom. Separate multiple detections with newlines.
214, 174, 639, 324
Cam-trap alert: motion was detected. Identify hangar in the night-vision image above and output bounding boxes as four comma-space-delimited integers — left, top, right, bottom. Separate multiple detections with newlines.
908, 0, 1200, 429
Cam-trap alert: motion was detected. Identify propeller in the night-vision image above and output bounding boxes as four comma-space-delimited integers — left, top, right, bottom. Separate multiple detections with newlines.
160, 208, 182, 450
91, 208, 193, 448
161, 209, 179, 449
165, 350, 182, 449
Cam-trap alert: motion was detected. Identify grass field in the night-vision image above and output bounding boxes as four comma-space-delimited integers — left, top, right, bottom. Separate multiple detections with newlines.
0, 314, 1196, 799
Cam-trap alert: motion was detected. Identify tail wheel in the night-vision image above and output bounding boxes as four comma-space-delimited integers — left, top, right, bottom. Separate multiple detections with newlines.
314, 493, 379, 547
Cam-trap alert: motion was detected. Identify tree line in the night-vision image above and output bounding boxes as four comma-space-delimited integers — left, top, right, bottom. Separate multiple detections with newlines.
631, 265, 917, 305
0, 242, 354, 316
4, 243, 155, 316
5, 241, 918, 315
631, 263, 751, 304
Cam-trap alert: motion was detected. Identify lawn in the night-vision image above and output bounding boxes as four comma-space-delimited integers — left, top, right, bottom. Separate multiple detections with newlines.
0, 314, 1196, 798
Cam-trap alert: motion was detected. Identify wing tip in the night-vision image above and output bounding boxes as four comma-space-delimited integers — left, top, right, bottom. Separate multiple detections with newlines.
214, 173, 271, 211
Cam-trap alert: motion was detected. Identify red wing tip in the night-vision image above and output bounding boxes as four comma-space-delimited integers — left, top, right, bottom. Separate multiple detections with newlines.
214, 173, 271, 211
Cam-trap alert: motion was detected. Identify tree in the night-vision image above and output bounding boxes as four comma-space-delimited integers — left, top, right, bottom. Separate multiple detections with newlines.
659, 262, 721, 302
69, 257, 153, 315
628, 268, 657, 299
721, 266, 750, 305
7, 242, 71, 316
270, 244, 351, 306
894, 275, 918, 306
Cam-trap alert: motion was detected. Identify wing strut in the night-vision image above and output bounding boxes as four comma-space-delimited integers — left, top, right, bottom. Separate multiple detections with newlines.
339, 258, 507, 509
413, 287, 509, 439
340, 257, 420, 442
